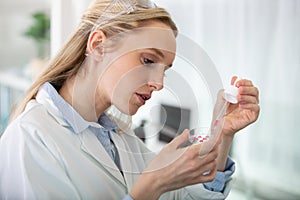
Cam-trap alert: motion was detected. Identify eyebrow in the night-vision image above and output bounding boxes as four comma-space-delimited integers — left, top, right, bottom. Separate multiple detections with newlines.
148, 48, 173, 68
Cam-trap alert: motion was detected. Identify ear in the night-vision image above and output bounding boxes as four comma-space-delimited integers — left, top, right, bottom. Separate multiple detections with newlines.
86, 30, 107, 57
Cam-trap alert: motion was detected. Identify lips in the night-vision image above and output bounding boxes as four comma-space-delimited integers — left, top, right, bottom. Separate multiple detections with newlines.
136, 93, 151, 105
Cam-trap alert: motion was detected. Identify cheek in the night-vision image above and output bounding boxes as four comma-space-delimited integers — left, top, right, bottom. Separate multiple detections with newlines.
109, 84, 138, 115
109, 64, 149, 94
110, 74, 139, 103
108, 73, 149, 114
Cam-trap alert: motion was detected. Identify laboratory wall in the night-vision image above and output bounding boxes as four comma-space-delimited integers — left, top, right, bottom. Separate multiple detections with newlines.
152, 0, 300, 199
0, 0, 50, 70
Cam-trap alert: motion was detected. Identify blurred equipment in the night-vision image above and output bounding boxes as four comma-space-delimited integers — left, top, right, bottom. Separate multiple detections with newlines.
158, 104, 190, 143
134, 119, 147, 142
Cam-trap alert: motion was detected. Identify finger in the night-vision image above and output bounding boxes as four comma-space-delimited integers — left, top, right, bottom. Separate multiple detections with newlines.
236, 79, 253, 87
196, 136, 220, 156
190, 163, 217, 184
230, 76, 239, 85
199, 147, 218, 164
238, 86, 259, 97
188, 144, 218, 166
169, 129, 190, 149
202, 165, 217, 180
239, 103, 260, 114
238, 94, 259, 104
188, 159, 217, 179
200, 160, 217, 175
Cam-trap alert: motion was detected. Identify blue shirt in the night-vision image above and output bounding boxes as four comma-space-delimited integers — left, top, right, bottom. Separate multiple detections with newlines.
42, 82, 235, 199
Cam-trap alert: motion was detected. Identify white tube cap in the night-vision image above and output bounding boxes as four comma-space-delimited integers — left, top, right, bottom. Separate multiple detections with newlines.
223, 85, 238, 104
223, 78, 240, 104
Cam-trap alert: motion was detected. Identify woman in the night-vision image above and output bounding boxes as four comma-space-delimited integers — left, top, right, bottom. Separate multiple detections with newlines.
0, 0, 260, 199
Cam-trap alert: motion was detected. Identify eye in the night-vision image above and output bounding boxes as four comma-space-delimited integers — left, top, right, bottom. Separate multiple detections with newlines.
143, 57, 155, 65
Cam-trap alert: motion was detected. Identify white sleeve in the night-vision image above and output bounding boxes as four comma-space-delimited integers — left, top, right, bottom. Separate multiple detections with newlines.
0, 122, 80, 200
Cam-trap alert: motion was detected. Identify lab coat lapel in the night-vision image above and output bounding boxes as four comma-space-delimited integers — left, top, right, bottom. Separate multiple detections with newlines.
110, 133, 141, 190
79, 131, 126, 188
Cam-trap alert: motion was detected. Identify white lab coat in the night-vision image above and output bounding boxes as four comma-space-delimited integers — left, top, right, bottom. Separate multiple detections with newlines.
0, 90, 232, 199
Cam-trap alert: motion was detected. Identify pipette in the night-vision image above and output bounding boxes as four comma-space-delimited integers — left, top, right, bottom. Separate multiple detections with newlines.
188, 79, 240, 144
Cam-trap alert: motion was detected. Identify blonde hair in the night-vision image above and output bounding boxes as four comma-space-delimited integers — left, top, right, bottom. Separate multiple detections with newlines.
11, 0, 178, 121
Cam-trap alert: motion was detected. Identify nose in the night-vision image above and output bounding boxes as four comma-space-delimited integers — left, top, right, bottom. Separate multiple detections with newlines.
148, 67, 165, 91
148, 81, 163, 91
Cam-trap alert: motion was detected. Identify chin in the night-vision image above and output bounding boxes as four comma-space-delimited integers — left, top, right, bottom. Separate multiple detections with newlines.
128, 107, 139, 116
128, 104, 143, 115
115, 105, 139, 116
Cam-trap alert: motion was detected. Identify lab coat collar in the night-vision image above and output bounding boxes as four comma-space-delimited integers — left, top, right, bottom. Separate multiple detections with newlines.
36, 83, 118, 134
36, 82, 89, 133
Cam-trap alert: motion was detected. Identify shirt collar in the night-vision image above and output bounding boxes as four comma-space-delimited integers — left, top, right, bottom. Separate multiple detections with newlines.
36, 82, 118, 134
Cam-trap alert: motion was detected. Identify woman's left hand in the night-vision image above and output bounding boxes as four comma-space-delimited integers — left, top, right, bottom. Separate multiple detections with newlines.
215, 76, 260, 137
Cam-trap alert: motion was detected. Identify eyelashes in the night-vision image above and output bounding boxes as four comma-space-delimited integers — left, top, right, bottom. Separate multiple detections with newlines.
143, 57, 155, 65
141, 55, 168, 77
142, 57, 155, 65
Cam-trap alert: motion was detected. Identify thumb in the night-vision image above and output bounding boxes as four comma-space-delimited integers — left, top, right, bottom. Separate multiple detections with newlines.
231, 76, 239, 85
169, 129, 189, 149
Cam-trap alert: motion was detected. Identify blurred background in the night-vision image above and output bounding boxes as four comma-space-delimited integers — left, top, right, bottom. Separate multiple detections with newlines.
0, 0, 299, 199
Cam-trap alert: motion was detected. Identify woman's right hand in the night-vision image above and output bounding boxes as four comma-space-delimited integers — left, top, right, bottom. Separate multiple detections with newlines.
130, 130, 220, 200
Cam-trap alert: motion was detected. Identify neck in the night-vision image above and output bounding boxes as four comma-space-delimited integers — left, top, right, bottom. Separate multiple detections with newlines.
59, 73, 110, 122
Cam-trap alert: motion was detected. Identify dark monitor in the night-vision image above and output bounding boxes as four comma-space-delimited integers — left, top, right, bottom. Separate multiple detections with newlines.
159, 104, 190, 143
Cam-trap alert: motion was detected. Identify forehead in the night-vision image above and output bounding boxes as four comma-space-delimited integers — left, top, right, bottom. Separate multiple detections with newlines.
109, 24, 177, 58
